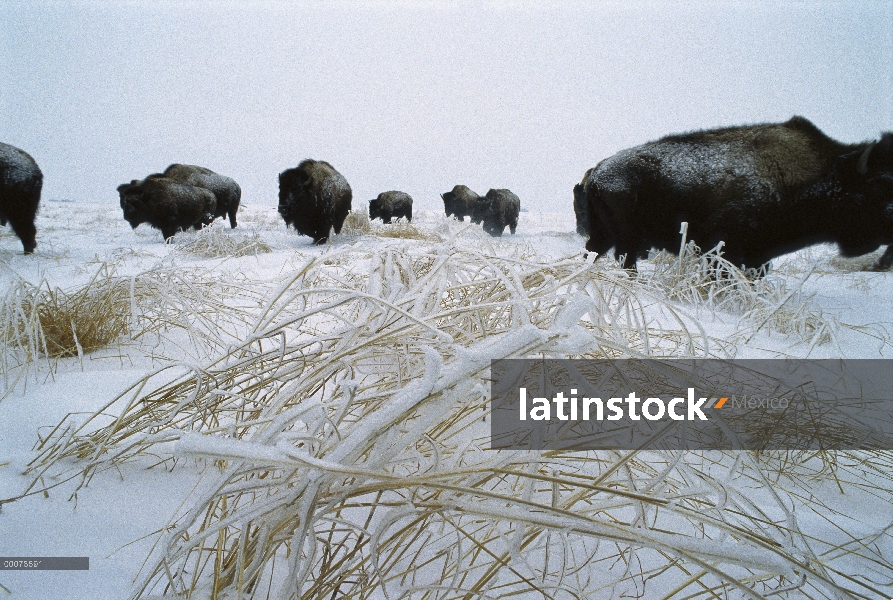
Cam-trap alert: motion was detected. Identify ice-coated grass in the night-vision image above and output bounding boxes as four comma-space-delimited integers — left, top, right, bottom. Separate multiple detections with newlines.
176, 226, 273, 259
340, 210, 373, 236
12, 236, 893, 600
644, 240, 838, 350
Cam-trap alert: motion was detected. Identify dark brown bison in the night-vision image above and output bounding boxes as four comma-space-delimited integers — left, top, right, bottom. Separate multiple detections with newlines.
479, 189, 521, 237
0, 142, 42, 254
581, 116, 893, 271
441, 185, 481, 222
369, 191, 413, 223
118, 176, 217, 241
278, 159, 352, 245
573, 177, 589, 237
161, 164, 241, 228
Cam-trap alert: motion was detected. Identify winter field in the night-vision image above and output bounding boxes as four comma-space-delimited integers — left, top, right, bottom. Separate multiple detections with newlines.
1, 202, 892, 599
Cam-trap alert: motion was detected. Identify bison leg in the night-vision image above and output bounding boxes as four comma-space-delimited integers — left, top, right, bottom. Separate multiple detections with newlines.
161, 227, 177, 241
510, 219, 518, 235
8, 215, 36, 254
873, 246, 893, 271
383, 216, 392, 224
406, 207, 412, 222
228, 206, 238, 228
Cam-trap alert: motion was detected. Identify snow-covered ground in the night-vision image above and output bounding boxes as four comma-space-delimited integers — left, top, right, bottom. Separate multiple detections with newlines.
1, 201, 892, 599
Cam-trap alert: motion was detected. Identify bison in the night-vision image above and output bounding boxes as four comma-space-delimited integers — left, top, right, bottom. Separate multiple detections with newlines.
573, 178, 589, 237
161, 164, 241, 228
478, 189, 521, 237
369, 191, 413, 223
441, 185, 482, 222
118, 176, 217, 241
278, 159, 352, 245
0, 142, 42, 254
581, 116, 893, 271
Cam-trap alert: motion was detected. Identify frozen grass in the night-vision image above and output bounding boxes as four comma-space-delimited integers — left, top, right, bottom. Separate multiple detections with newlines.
341, 210, 373, 236
13, 242, 893, 600
1, 264, 131, 361
644, 240, 837, 349
0, 264, 267, 394
374, 221, 442, 242
342, 210, 441, 242
176, 226, 273, 259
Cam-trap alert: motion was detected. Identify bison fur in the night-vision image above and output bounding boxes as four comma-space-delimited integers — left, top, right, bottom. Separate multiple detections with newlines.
161, 164, 241, 228
581, 116, 893, 271
0, 142, 42, 254
479, 189, 521, 237
369, 191, 413, 223
118, 176, 217, 241
441, 185, 481, 222
278, 160, 352, 245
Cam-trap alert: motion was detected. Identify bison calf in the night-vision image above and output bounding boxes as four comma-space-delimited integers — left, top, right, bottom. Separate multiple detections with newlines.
161, 164, 241, 228
478, 189, 521, 237
0, 142, 42, 254
279, 159, 352, 245
118, 176, 217, 241
369, 191, 413, 223
581, 116, 893, 271
441, 185, 481, 222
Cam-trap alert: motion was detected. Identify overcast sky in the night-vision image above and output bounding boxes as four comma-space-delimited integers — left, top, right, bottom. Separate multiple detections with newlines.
2, 1, 891, 213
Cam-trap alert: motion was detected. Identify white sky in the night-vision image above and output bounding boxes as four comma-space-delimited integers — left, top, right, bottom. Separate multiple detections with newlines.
2, 1, 891, 213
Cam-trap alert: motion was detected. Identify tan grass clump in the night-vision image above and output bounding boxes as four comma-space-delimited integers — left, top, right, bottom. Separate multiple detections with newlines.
177, 226, 272, 258
374, 221, 442, 242
340, 209, 372, 236
1, 265, 131, 360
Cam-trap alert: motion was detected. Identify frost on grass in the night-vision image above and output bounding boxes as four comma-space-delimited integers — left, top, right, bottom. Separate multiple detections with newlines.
644, 240, 837, 349
176, 226, 273, 258
342, 209, 441, 242
15, 243, 893, 600
0, 264, 266, 391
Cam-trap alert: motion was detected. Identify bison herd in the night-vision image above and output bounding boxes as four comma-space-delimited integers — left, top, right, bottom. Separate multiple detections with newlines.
1, 116, 892, 273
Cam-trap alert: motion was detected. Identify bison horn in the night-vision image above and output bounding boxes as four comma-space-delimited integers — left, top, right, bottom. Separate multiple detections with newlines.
857, 141, 877, 175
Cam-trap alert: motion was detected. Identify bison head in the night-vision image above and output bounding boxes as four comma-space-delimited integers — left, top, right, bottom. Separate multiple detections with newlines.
119, 196, 147, 229
573, 183, 589, 236
369, 198, 384, 221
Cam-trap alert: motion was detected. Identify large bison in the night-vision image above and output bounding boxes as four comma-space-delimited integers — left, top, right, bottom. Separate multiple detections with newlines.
581, 116, 893, 271
118, 176, 217, 241
161, 164, 241, 228
441, 185, 482, 222
369, 191, 413, 223
478, 189, 521, 237
278, 159, 352, 245
573, 178, 589, 237
0, 142, 42, 254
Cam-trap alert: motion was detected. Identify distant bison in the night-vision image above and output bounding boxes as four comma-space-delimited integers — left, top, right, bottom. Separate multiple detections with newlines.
581, 116, 893, 271
278, 159, 352, 245
441, 185, 481, 222
369, 191, 413, 223
0, 142, 42, 254
118, 176, 217, 241
161, 164, 241, 228
479, 189, 521, 237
